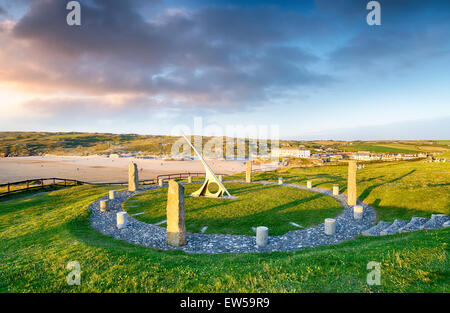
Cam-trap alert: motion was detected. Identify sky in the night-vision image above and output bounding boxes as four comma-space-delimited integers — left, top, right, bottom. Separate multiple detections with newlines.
0, 0, 449, 140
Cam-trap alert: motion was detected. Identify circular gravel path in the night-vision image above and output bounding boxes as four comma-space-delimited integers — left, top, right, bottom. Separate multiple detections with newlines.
89, 181, 376, 254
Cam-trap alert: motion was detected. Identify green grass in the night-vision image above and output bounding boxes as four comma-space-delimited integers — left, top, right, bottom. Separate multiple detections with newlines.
229, 159, 450, 222
0, 158, 449, 292
123, 183, 342, 235
0, 185, 448, 292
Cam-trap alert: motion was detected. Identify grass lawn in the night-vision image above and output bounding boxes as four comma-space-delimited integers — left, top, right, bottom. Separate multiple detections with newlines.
229, 159, 450, 221
123, 183, 342, 235
0, 159, 448, 292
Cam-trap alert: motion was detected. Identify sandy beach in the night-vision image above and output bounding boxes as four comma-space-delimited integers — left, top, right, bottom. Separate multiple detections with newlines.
0, 156, 248, 184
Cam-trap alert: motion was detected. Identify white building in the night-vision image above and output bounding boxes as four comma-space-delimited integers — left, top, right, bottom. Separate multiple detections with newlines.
273, 148, 311, 159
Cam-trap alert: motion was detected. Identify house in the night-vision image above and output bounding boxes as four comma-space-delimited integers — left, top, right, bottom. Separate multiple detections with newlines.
273, 148, 311, 158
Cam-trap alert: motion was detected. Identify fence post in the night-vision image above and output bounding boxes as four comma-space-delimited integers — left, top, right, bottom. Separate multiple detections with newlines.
7, 183, 10, 193
64, 179, 67, 187
41, 179, 44, 187
26, 181, 29, 190
53, 178, 56, 185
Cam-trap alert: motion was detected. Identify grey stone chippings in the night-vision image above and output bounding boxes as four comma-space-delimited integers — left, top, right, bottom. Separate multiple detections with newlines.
361, 221, 392, 236
422, 214, 450, 230
379, 219, 409, 236
399, 217, 429, 233
89, 181, 378, 254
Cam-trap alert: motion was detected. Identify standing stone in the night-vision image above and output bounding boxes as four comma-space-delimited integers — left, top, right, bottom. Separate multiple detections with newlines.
116, 212, 128, 229
246, 161, 252, 183
166, 180, 186, 247
128, 162, 139, 191
218, 175, 223, 182
109, 190, 115, 200
100, 200, 108, 212
333, 185, 339, 196
347, 160, 357, 206
256, 226, 268, 247
353, 205, 364, 220
324, 218, 336, 235
307, 180, 312, 189
159, 179, 164, 187
278, 177, 283, 185
187, 176, 192, 183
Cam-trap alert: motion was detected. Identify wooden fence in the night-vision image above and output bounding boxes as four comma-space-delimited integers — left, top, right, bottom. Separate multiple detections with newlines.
0, 172, 225, 197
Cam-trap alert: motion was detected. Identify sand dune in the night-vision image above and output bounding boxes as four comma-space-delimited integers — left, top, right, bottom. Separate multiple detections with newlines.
0, 156, 247, 184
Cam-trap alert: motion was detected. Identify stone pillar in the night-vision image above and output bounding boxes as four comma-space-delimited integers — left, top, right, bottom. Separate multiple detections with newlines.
100, 200, 108, 212
278, 177, 283, 185
159, 179, 164, 187
333, 185, 339, 196
218, 175, 223, 182
187, 176, 192, 183
166, 180, 186, 247
324, 218, 336, 235
246, 161, 252, 183
109, 190, 115, 200
117, 212, 128, 229
347, 160, 357, 206
128, 162, 139, 191
307, 180, 312, 189
256, 226, 268, 247
353, 205, 364, 220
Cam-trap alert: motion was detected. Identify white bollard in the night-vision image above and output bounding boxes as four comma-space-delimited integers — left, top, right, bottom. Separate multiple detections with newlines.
324, 218, 336, 235
256, 226, 269, 247
333, 185, 339, 196
187, 176, 192, 183
278, 177, 283, 185
159, 179, 164, 187
353, 205, 364, 220
100, 200, 108, 212
117, 212, 128, 229
307, 180, 312, 189
109, 190, 115, 200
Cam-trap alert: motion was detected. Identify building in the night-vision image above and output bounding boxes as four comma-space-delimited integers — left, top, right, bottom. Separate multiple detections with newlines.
273, 148, 311, 158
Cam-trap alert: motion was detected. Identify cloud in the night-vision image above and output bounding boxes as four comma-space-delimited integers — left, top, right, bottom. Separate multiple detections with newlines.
0, 0, 332, 117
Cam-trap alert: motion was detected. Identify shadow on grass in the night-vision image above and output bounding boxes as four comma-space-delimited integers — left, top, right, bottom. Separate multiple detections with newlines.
359, 169, 416, 202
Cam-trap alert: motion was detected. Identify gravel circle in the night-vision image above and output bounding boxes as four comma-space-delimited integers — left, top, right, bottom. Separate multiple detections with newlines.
89, 181, 377, 254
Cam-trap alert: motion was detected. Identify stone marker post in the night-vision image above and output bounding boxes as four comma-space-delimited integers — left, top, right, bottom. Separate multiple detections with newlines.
166, 180, 186, 247
187, 176, 192, 183
109, 190, 115, 200
117, 212, 128, 229
128, 162, 139, 191
278, 177, 283, 185
347, 160, 357, 206
353, 205, 364, 220
246, 161, 252, 183
159, 179, 164, 187
307, 180, 312, 189
324, 218, 336, 235
100, 200, 108, 212
256, 226, 268, 247
333, 185, 339, 196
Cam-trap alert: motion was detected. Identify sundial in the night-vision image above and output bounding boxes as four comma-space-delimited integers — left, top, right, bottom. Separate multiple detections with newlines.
181, 134, 233, 198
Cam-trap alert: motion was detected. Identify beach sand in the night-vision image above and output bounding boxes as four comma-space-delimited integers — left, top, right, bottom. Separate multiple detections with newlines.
0, 156, 247, 184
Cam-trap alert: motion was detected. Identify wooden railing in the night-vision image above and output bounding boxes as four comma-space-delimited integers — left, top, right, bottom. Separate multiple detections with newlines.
0, 178, 83, 196
0, 172, 225, 196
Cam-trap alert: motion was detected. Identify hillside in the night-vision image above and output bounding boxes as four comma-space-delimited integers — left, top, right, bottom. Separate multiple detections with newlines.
0, 132, 448, 157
